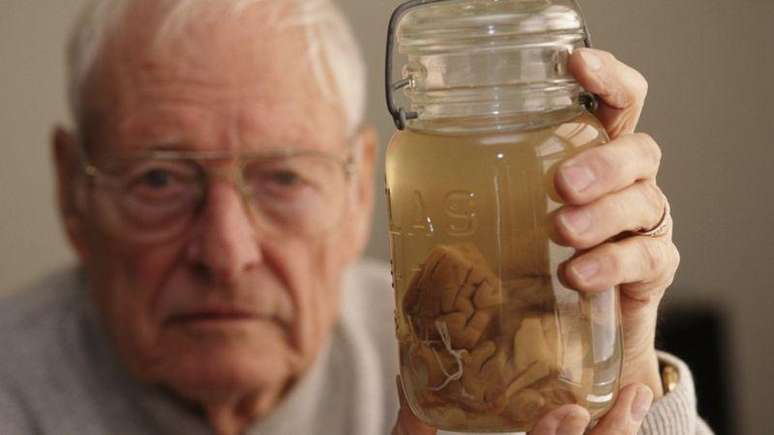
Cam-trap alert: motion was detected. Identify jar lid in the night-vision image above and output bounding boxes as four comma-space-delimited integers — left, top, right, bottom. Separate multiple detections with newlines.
397, 0, 587, 53
386, 0, 594, 132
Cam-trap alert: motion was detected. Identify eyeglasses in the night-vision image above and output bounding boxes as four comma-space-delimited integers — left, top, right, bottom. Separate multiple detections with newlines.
77, 147, 356, 244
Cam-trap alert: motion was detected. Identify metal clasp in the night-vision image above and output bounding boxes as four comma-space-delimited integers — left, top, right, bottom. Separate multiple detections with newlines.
385, 0, 448, 130
575, 0, 600, 113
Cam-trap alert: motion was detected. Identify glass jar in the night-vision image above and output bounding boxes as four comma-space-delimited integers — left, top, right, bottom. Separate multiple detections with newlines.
384, 1, 622, 433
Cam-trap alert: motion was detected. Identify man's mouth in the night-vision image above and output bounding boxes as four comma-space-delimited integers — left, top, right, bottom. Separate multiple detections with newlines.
166, 308, 263, 325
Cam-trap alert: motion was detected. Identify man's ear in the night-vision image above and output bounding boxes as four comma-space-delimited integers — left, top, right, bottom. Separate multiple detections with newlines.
344, 126, 378, 262
52, 126, 90, 261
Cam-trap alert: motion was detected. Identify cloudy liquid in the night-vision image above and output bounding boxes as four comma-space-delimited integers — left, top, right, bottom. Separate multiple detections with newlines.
386, 113, 622, 432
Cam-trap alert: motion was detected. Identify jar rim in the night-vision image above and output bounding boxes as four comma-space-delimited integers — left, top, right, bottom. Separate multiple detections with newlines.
397, 0, 585, 50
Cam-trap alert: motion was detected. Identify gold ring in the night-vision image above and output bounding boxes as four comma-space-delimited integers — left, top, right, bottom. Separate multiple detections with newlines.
637, 198, 671, 238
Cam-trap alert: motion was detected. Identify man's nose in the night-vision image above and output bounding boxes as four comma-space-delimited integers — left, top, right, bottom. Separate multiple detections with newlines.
186, 181, 262, 285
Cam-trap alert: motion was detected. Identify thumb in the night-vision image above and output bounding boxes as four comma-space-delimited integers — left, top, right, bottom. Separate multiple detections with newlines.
588, 384, 654, 435
393, 376, 436, 435
568, 48, 649, 138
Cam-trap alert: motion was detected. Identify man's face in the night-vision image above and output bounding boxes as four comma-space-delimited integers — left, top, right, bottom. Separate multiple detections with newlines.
60, 4, 373, 403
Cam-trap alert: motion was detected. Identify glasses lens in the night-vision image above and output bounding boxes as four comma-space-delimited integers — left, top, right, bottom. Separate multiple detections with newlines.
91, 159, 203, 242
241, 154, 348, 235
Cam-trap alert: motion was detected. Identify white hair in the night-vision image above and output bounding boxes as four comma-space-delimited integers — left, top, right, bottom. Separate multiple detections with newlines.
66, 0, 367, 136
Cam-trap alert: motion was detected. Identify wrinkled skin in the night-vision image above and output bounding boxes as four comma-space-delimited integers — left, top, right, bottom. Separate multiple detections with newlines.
53, 2, 377, 435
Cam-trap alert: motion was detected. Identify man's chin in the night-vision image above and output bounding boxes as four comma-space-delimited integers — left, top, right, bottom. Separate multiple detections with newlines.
151, 324, 304, 401
159, 348, 299, 405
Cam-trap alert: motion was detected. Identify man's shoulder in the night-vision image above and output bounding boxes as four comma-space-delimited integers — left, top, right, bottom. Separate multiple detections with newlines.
339, 257, 397, 365
344, 258, 392, 292
336, 259, 399, 434
0, 268, 83, 336
342, 258, 394, 326
0, 268, 85, 379
339, 258, 396, 354
0, 268, 90, 432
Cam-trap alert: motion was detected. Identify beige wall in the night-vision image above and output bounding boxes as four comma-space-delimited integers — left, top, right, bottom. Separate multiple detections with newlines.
1, 0, 772, 433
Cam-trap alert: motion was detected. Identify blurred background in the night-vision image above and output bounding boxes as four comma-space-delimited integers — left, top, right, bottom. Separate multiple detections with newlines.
1, 0, 772, 433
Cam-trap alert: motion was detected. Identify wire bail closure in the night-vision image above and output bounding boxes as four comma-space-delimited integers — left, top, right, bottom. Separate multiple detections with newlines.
385, 0, 598, 130
385, 0, 439, 130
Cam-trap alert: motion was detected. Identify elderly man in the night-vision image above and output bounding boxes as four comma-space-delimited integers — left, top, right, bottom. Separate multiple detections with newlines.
0, 1, 711, 435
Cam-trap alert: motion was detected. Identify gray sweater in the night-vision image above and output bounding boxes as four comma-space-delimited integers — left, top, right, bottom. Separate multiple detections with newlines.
0, 262, 712, 435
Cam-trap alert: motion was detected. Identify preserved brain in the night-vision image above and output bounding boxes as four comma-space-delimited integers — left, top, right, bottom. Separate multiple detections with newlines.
400, 243, 580, 427
403, 244, 501, 351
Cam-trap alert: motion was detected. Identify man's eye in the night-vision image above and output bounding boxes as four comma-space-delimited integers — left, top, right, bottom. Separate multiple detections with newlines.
142, 169, 174, 188
124, 164, 196, 203
247, 169, 311, 201
270, 170, 301, 186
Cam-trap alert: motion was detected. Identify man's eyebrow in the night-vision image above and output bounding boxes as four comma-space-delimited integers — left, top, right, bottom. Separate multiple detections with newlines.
119, 141, 190, 152
148, 143, 190, 151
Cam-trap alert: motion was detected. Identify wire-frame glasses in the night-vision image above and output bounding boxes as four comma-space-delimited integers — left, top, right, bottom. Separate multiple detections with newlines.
77, 146, 356, 244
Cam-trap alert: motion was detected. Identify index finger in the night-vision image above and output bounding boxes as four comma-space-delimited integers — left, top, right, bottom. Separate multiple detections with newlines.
554, 132, 662, 206
569, 48, 649, 138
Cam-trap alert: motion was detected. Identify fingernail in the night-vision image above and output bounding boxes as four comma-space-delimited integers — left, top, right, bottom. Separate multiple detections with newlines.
572, 258, 600, 283
580, 49, 603, 72
631, 386, 654, 422
559, 209, 592, 236
560, 165, 596, 194
557, 409, 591, 435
